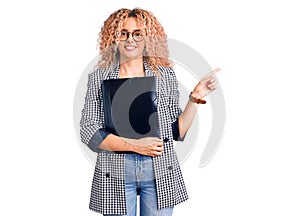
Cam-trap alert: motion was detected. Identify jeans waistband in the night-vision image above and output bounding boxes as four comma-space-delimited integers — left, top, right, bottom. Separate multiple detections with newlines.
125, 153, 153, 161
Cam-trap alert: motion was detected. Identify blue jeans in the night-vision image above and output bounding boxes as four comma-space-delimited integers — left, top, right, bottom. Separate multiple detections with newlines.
105, 153, 173, 216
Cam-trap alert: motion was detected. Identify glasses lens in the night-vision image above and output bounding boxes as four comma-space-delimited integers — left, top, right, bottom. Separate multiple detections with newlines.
132, 31, 143, 42
119, 31, 128, 41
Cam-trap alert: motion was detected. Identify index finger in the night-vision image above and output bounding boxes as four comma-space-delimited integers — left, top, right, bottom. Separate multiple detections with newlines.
213, 67, 221, 73
202, 67, 221, 80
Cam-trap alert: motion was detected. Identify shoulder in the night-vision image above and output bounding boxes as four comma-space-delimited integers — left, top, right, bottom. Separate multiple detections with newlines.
157, 66, 178, 84
157, 66, 177, 79
157, 66, 175, 74
85, 68, 113, 91
88, 67, 112, 81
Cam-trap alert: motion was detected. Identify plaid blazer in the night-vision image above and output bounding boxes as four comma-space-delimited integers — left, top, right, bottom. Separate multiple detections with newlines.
80, 60, 189, 215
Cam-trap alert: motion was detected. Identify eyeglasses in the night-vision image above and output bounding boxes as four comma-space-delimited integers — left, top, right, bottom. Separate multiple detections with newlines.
119, 30, 144, 42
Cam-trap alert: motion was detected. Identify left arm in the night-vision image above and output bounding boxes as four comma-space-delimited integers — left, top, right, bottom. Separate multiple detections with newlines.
178, 69, 218, 138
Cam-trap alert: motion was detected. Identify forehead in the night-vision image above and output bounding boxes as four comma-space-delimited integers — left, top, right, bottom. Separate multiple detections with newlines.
121, 17, 140, 30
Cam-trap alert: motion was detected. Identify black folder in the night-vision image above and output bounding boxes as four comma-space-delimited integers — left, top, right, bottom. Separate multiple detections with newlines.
101, 77, 160, 139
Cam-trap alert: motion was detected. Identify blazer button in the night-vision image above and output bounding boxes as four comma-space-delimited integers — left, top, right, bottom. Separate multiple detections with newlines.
163, 137, 169, 143
105, 172, 110, 178
168, 166, 173, 170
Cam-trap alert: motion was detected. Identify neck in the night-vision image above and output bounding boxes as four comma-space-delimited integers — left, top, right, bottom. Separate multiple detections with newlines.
119, 57, 144, 78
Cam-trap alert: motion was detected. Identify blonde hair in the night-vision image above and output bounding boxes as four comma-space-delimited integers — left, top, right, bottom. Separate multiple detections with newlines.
96, 8, 172, 71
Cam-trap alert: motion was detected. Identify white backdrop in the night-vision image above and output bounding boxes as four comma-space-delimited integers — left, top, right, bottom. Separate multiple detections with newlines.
1, 0, 299, 215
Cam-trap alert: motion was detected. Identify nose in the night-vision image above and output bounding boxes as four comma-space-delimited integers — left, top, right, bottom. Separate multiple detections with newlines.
127, 32, 134, 42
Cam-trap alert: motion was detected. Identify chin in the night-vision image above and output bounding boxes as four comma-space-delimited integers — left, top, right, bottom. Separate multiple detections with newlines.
121, 53, 143, 61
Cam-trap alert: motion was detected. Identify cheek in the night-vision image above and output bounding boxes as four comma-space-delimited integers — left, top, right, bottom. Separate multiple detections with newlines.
117, 43, 128, 55
117, 42, 123, 50
137, 42, 146, 52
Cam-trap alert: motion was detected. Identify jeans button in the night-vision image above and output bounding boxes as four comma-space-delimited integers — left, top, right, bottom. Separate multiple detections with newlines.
168, 166, 173, 170
105, 172, 110, 178
163, 137, 169, 142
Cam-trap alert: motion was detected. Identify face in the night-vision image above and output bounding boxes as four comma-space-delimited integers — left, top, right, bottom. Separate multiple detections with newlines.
117, 17, 145, 62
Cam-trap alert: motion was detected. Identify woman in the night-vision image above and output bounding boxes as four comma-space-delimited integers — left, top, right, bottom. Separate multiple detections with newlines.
80, 8, 217, 216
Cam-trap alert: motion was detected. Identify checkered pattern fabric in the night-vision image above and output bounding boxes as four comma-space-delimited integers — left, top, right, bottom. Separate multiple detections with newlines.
80, 60, 189, 215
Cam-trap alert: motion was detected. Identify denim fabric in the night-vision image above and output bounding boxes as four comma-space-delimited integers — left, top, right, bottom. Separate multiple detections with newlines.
104, 153, 174, 216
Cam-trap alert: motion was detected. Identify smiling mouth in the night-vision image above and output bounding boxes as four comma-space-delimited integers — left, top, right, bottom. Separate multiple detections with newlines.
124, 45, 137, 51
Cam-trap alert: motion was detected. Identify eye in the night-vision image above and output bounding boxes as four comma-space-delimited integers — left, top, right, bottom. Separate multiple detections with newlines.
133, 31, 142, 37
120, 31, 127, 36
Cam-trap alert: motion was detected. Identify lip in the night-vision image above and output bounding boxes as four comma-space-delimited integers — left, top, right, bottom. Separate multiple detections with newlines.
124, 45, 137, 51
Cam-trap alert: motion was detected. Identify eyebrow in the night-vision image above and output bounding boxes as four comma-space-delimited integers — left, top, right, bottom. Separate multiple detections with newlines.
121, 29, 141, 32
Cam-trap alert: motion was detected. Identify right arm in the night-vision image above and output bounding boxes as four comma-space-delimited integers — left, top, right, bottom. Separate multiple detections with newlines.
100, 134, 163, 157
80, 71, 163, 156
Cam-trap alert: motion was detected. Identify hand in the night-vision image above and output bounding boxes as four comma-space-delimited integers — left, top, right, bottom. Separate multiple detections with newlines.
191, 68, 220, 99
132, 137, 163, 157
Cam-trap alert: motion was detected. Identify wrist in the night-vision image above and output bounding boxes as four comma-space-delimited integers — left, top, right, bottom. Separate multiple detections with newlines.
123, 138, 138, 152
189, 92, 206, 104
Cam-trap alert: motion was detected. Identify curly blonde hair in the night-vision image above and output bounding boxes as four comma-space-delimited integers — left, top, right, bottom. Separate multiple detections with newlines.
96, 8, 172, 71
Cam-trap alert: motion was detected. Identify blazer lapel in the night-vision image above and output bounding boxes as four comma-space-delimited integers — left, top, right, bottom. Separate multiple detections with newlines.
143, 59, 156, 77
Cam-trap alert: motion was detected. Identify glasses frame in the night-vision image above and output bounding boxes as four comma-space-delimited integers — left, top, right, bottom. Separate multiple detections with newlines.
119, 30, 144, 42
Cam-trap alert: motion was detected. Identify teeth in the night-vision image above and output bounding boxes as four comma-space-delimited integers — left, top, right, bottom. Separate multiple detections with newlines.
125, 46, 136, 50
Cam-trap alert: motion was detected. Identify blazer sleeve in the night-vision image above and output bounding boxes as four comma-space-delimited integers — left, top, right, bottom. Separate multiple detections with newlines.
80, 70, 111, 153
166, 68, 186, 141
